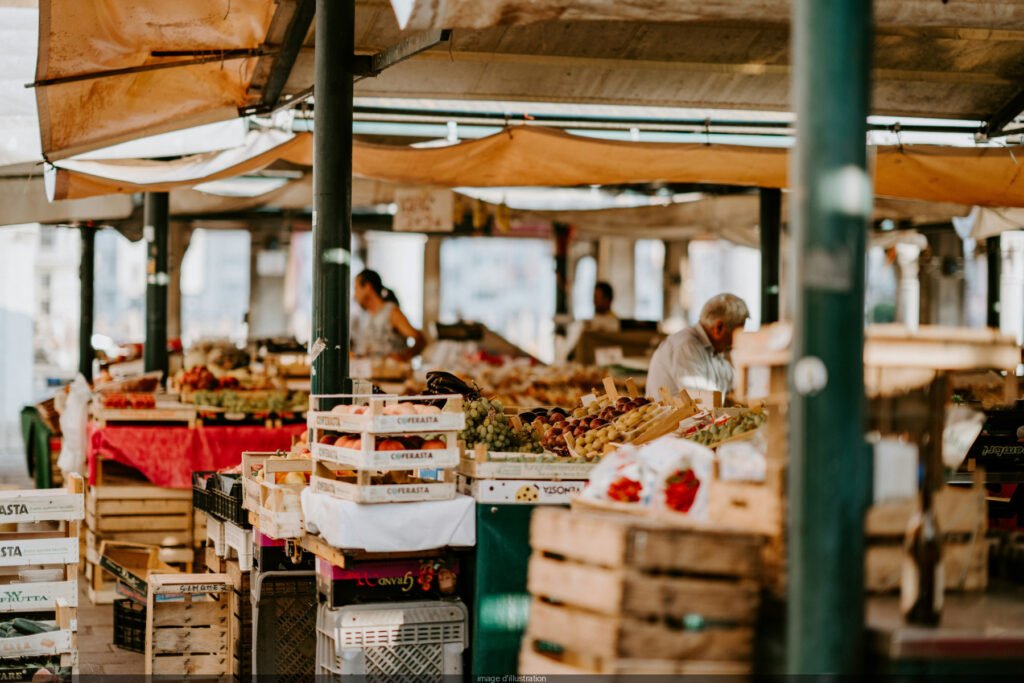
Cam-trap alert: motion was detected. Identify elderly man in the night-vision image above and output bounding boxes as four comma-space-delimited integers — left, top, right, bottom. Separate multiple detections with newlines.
646, 293, 750, 399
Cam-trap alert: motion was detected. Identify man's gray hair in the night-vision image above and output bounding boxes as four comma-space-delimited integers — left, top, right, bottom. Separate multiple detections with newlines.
699, 293, 750, 328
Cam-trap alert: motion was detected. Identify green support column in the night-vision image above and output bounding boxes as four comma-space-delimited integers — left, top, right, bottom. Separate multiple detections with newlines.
144, 192, 169, 380
553, 223, 570, 318
311, 0, 355, 395
760, 188, 782, 324
789, 0, 873, 674
79, 224, 96, 382
987, 235, 1001, 329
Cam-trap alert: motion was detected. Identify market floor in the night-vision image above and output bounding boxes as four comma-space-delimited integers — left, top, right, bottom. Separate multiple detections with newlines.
76, 581, 145, 675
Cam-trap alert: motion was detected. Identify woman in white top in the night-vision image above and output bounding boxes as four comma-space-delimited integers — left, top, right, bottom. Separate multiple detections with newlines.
352, 270, 427, 360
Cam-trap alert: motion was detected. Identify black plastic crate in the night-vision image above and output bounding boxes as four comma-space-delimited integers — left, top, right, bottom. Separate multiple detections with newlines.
211, 474, 250, 528
113, 598, 146, 653
192, 471, 216, 516
253, 571, 317, 680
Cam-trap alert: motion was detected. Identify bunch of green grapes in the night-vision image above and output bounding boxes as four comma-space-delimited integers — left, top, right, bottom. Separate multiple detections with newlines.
513, 427, 544, 454
461, 398, 518, 452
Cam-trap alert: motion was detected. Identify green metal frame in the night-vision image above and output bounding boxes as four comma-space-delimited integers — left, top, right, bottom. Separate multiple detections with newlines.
788, 0, 874, 674
143, 192, 169, 379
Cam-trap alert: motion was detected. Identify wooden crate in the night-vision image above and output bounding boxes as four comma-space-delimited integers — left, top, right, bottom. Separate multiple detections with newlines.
145, 574, 231, 676
86, 483, 193, 537
241, 453, 308, 540
865, 476, 988, 593
225, 559, 252, 680
86, 529, 193, 572
522, 508, 762, 675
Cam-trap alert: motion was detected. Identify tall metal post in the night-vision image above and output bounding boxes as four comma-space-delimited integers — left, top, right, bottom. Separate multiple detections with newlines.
760, 188, 782, 324
144, 192, 170, 379
987, 235, 1001, 329
78, 224, 96, 382
311, 0, 355, 395
789, 0, 873, 674
554, 223, 571, 318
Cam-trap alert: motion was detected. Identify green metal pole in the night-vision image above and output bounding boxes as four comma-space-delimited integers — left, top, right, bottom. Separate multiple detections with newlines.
987, 235, 1001, 329
311, 0, 354, 396
78, 224, 95, 382
144, 192, 169, 380
759, 188, 782, 324
789, 0, 873, 674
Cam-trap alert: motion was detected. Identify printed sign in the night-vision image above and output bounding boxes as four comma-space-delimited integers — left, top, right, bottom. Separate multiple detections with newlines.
393, 187, 454, 233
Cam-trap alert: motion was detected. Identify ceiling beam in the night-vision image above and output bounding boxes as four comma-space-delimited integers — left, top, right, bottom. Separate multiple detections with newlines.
408, 49, 1016, 87
254, 0, 311, 112
354, 29, 452, 78
984, 86, 1024, 137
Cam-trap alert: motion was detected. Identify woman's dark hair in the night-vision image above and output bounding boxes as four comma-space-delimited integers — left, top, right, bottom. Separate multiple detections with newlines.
357, 269, 399, 306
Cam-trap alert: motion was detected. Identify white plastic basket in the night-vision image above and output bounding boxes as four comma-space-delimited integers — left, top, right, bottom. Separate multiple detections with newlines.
316, 600, 468, 679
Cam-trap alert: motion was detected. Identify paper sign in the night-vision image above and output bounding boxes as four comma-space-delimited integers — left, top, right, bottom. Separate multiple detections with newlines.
393, 188, 454, 233
594, 346, 624, 367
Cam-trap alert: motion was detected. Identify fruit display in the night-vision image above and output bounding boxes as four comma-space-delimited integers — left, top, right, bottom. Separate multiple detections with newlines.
329, 403, 441, 416
664, 468, 701, 512
417, 358, 628, 409
460, 397, 543, 454
100, 392, 156, 410
320, 433, 448, 451
531, 395, 661, 459
681, 407, 766, 447
191, 389, 308, 414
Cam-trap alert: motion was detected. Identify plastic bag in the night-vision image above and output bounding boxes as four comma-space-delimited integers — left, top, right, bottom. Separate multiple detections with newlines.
642, 437, 714, 520
581, 445, 646, 504
717, 430, 768, 483
944, 405, 985, 471
57, 374, 92, 477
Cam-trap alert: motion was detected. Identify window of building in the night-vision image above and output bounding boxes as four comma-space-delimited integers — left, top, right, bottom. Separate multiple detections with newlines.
572, 255, 597, 320
634, 239, 665, 321
440, 237, 556, 362
180, 229, 250, 346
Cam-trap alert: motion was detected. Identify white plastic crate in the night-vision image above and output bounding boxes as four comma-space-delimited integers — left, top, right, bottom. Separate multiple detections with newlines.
316, 600, 468, 679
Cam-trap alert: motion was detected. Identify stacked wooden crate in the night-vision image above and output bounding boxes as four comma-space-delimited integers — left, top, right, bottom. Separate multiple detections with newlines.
84, 458, 194, 604
144, 573, 232, 676
722, 325, 790, 596
520, 508, 763, 676
866, 471, 988, 593
205, 537, 252, 681
0, 476, 84, 679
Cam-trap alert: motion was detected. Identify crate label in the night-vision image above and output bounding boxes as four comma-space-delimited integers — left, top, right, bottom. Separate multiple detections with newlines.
152, 581, 229, 596
315, 556, 461, 606
98, 555, 149, 595
0, 629, 74, 658
0, 581, 77, 611
461, 477, 586, 504
0, 492, 83, 524
0, 538, 77, 568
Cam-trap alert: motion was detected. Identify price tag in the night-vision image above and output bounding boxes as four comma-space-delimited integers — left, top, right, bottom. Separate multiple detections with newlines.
393, 188, 454, 233
594, 346, 624, 367
350, 359, 373, 379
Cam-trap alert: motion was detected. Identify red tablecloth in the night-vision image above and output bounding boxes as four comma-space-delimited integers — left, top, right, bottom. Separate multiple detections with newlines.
87, 422, 305, 489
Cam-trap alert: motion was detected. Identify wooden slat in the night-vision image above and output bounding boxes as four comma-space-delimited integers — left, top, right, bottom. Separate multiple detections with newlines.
519, 645, 752, 676
530, 508, 762, 577
152, 626, 228, 653
527, 599, 753, 661
89, 485, 192, 501
94, 499, 192, 516
150, 653, 229, 675
149, 573, 230, 595
865, 540, 988, 593
152, 600, 229, 627
527, 554, 758, 623
867, 485, 985, 537
89, 513, 191, 533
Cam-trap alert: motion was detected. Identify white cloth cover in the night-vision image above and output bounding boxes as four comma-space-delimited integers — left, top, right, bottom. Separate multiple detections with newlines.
300, 489, 476, 553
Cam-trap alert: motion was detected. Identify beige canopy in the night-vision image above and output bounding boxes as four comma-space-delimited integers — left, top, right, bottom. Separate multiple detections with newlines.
46, 127, 1024, 208
34, 0, 276, 161
31, 0, 1024, 162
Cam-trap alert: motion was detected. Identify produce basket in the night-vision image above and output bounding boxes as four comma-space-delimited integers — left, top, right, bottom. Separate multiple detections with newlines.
309, 394, 465, 435
212, 474, 249, 528
191, 472, 215, 516
316, 600, 468, 678
253, 571, 317, 680
113, 599, 145, 653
